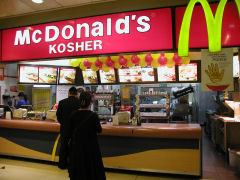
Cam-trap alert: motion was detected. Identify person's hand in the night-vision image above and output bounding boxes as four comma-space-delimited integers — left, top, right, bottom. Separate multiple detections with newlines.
205, 63, 224, 83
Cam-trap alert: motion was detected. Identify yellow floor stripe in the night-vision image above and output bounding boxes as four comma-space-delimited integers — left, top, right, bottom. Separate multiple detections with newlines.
51, 133, 60, 162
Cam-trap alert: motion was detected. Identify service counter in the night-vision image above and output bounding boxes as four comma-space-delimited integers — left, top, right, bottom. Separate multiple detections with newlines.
0, 119, 202, 176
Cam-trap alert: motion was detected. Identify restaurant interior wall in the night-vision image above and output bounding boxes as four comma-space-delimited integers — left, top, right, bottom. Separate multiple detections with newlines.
197, 85, 219, 125
94, 83, 200, 123
0, 52, 205, 123
1, 64, 18, 105
0, 62, 60, 109
0, 50, 237, 123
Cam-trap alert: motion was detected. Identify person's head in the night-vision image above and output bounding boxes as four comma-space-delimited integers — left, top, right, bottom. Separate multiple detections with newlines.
86, 87, 90, 92
68, 87, 78, 97
79, 91, 92, 109
18, 92, 24, 99
77, 88, 84, 98
18, 92, 28, 102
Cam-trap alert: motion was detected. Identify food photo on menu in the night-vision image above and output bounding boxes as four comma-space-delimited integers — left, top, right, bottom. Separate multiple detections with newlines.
82, 69, 98, 84
59, 68, 76, 84
19, 66, 39, 83
157, 66, 176, 82
141, 67, 155, 82
99, 68, 116, 83
179, 63, 198, 81
39, 67, 57, 84
118, 66, 154, 83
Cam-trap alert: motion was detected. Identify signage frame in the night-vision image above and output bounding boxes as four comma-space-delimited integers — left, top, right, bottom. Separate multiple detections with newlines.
2, 8, 173, 62
175, 1, 240, 56
18, 64, 39, 84
58, 67, 77, 85
117, 66, 156, 84
177, 60, 201, 83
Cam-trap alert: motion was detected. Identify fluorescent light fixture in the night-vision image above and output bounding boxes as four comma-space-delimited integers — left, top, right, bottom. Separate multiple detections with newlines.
33, 85, 51, 88
20, 59, 71, 66
32, 0, 44, 4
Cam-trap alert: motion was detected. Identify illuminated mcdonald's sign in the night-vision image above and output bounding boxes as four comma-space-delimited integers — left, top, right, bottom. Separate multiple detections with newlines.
178, 0, 240, 57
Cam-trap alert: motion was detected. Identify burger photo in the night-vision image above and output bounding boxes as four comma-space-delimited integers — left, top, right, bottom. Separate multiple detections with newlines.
26, 72, 38, 82
39, 68, 57, 83
104, 72, 115, 83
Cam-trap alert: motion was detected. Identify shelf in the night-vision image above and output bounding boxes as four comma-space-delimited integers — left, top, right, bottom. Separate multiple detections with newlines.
97, 105, 112, 107
140, 112, 167, 117
98, 114, 112, 117
138, 94, 168, 97
140, 115, 169, 120
139, 104, 166, 108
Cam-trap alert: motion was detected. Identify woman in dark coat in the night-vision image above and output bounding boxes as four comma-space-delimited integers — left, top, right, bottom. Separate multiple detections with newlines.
68, 91, 106, 180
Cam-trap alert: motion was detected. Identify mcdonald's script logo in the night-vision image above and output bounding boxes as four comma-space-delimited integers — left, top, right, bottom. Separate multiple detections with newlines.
178, 0, 240, 57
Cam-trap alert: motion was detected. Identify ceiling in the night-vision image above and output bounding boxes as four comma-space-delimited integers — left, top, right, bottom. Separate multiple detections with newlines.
0, 0, 114, 19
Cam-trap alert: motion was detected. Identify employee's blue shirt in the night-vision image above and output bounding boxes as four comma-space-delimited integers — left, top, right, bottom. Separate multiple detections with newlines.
16, 99, 30, 109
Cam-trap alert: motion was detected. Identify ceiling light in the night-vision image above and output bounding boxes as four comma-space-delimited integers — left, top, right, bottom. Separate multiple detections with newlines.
32, 0, 44, 4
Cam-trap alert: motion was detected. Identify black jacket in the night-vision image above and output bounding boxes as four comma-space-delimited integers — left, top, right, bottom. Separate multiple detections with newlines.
56, 96, 80, 134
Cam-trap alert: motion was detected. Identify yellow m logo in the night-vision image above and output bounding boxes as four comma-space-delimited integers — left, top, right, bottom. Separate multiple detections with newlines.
178, 0, 240, 57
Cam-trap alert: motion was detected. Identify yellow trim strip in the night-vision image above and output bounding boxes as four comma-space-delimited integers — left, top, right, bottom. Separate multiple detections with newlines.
51, 133, 60, 162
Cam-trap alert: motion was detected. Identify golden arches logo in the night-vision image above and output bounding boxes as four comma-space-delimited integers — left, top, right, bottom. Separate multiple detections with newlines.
178, 0, 240, 57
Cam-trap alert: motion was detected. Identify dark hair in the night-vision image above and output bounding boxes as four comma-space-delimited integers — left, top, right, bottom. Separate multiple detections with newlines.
69, 87, 77, 95
79, 91, 92, 108
18, 92, 24, 97
77, 88, 84, 94
18, 92, 28, 102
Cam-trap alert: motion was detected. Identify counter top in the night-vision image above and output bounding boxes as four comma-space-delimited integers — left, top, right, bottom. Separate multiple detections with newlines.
0, 119, 60, 132
0, 119, 201, 139
134, 123, 201, 139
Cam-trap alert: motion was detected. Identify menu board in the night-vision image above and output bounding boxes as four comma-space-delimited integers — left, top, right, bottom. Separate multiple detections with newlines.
179, 63, 198, 81
118, 66, 154, 83
59, 68, 76, 84
39, 67, 58, 84
233, 56, 239, 77
19, 65, 39, 83
157, 66, 176, 82
99, 68, 116, 83
82, 69, 98, 84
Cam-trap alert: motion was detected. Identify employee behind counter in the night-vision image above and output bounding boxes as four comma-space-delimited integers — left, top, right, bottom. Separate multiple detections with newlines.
15, 92, 30, 109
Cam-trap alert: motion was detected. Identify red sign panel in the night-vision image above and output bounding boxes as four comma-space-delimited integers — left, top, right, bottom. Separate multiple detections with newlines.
2, 8, 172, 62
175, 2, 240, 48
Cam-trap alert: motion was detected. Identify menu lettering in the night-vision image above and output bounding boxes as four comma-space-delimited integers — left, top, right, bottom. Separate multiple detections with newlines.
14, 15, 151, 54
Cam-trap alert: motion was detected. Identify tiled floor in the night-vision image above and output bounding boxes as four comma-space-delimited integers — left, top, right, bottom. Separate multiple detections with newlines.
0, 131, 240, 180
202, 132, 240, 180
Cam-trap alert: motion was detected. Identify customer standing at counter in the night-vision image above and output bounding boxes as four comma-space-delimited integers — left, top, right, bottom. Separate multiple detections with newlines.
56, 87, 80, 169
16, 92, 29, 109
68, 91, 106, 180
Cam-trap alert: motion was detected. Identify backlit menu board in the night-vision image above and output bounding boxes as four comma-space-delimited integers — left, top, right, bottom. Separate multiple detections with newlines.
82, 69, 98, 84
99, 68, 116, 83
233, 56, 239, 77
157, 66, 176, 82
39, 67, 58, 84
19, 65, 38, 83
118, 66, 154, 83
59, 68, 76, 84
179, 63, 198, 81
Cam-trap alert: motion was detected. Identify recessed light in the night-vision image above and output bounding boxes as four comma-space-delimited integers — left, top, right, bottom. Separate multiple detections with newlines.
32, 0, 44, 4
